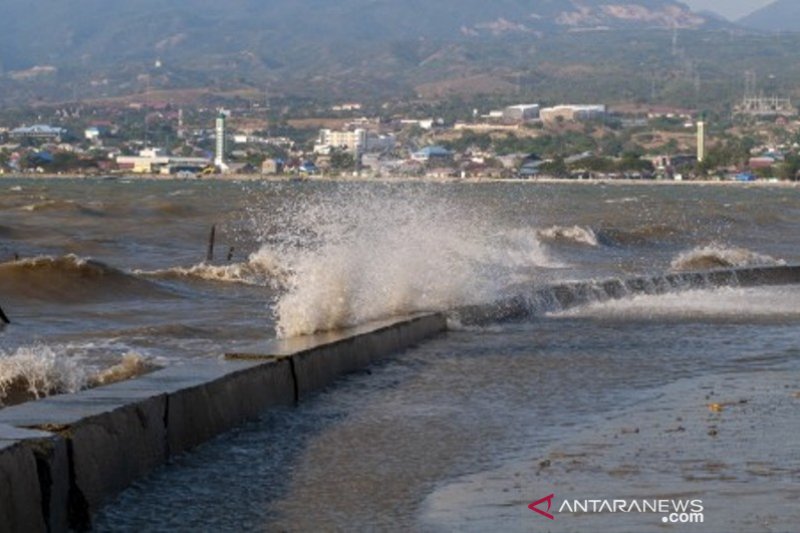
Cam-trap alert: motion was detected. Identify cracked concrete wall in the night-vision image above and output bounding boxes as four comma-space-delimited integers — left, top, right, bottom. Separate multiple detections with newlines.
0, 425, 68, 533
0, 440, 46, 532
0, 314, 446, 530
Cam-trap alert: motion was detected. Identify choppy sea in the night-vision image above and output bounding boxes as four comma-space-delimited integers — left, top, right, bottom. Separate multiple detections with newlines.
2, 178, 799, 531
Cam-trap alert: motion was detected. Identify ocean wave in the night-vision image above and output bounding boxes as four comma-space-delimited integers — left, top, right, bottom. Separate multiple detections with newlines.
138, 248, 287, 287
0, 254, 166, 302
537, 225, 598, 247
88, 353, 157, 388
20, 198, 106, 217
264, 186, 558, 338
0, 344, 88, 406
551, 286, 800, 321
670, 244, 786, 272
603, 196, 639, 204
0, 345, 155, 406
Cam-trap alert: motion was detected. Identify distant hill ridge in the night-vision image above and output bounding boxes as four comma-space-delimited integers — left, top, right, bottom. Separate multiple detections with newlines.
0, 0, 717, 71
0, 0, 752, 106
738, 1, 800, 32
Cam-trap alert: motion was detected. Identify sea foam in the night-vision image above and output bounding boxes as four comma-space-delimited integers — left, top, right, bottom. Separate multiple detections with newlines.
257, 185, 559, 338
0, 344, 155, 406
0, 344, 88, 406
537, 225, 599, 247
137, 247, 287, 287
670, 244, 785, 272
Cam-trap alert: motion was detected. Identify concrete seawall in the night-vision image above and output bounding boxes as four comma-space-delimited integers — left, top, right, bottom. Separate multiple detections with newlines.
454, 265, 800, 325
0, 265, 798, 531
0, 313, 447, 532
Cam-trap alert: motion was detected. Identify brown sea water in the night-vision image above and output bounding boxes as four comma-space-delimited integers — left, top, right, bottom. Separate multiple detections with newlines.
1, 178, 798, 399
4, 178, 800, 530
95, 287, 800, 531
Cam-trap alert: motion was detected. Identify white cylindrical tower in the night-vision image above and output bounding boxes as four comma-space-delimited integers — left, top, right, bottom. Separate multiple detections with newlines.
697, 120, 705, 163
214, 110, 229, 172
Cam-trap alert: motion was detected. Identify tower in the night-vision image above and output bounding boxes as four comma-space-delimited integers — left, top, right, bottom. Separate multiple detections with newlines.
177, 108, 185, 139
214, 110, 229, 172
696, 118, 705, 164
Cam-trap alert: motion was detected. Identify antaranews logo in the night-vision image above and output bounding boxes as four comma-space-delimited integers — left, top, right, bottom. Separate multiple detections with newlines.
528, 494, 555, 520
528, 494, 704, 525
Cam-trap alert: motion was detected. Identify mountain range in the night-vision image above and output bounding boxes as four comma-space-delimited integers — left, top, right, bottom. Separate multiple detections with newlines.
0, 0, 717, 69
738, 1, 800, 31
0, 0, 795, 106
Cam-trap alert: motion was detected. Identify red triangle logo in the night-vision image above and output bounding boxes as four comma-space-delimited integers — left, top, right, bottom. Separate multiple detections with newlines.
529, 494, 555, 520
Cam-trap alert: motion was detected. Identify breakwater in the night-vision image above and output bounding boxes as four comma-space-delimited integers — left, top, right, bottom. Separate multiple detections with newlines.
453, 265, 800, 325
0, 314, 446, 532
1, 266, 799, 531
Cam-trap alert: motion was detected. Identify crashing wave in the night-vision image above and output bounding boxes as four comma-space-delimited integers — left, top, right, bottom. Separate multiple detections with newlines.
137, 248, 287, 287
265, 186, 559, 338
670, 244, 786, 272
537, 225, 599, 247
0, 345, 156, 406
0, 345, 88, 406
88, 353, 156, 387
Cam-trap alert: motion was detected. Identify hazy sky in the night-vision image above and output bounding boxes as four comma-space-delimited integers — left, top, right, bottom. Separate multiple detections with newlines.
682, 0, 774, 20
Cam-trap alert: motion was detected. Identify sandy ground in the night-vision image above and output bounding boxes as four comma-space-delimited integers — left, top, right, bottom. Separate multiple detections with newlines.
421, 369, 800, 532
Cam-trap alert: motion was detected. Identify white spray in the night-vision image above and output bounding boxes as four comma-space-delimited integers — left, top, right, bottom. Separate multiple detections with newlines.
250, 185, 559, 338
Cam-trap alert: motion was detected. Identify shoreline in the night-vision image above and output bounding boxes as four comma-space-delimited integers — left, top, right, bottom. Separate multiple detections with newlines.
1, 173, 799, 187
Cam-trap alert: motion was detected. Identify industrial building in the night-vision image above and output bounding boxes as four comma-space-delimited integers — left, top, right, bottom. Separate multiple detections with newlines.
735, 96, 795, 117
502, 104, 540, 123
116, 148, 210, 174
540, 105, 607, 123
10, 124, 68, 141
735, 72, 795, 117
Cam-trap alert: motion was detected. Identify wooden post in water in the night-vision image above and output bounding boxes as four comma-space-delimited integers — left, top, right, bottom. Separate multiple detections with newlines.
207, 224, 216, 262
0, 304, 9, 325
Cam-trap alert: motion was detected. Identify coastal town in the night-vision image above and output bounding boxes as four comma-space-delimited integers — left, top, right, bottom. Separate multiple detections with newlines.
1, 91, 799, 182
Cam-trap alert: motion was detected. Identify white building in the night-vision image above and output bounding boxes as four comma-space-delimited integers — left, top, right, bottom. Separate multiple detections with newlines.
10, 124, 67, 141
399, 119, 434, 130
503, 104, 540, 122
540, 105, 606, 123
314, 127, 397, 155
332, 103, 362, 112
85, 127, 102, 141
314, 128, 366, 155
117, 148, 210, 174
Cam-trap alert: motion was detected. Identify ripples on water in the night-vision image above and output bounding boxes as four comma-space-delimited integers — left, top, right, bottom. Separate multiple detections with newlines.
4, 178, 800, 529
94, 285, 800, 531
1, 178, 798, 401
